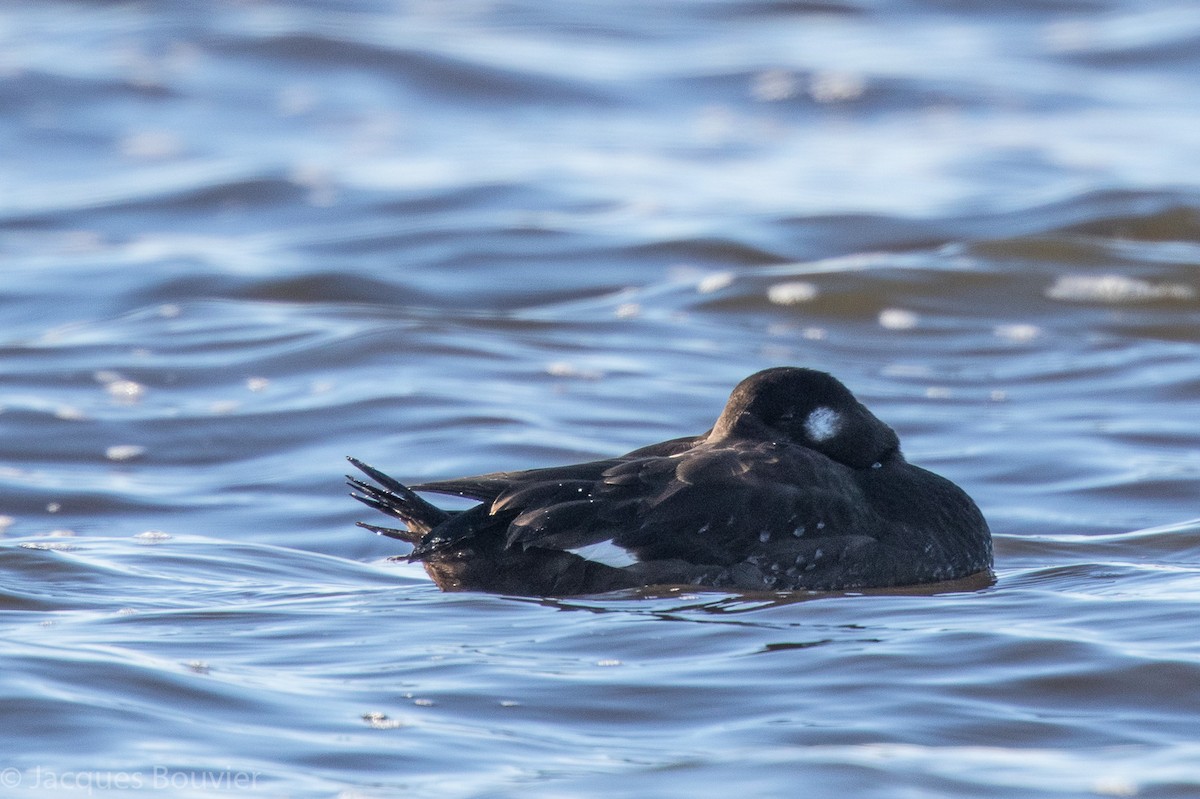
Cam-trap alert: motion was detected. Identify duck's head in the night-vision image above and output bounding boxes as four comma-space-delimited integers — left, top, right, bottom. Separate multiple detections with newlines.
708, 367, 900, 469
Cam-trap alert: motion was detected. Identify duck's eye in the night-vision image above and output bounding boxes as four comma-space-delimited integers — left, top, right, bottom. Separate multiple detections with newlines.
803, 406, 843, 443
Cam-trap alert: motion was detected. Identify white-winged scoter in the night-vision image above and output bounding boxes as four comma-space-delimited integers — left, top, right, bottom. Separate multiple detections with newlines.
348, 367, 992, 595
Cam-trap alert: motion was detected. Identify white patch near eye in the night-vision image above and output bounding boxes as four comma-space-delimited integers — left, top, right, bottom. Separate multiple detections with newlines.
568, 540, 640, 568
803, 406, 843, 442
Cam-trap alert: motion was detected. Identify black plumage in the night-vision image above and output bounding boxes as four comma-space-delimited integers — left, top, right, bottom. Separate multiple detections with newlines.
348, 367, 992, 595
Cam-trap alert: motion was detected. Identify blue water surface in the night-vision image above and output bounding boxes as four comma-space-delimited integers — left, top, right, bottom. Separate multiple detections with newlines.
2, 1, 1199, 797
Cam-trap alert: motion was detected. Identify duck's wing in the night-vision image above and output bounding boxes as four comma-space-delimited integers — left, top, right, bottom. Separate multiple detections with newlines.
404, 457, 636, 559
498, 441, 878, 568
410, 433, 705, 501
412, 458, 629, 502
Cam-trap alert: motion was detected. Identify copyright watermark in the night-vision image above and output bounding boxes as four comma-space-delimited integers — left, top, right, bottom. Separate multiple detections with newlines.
0, 767, 261, 793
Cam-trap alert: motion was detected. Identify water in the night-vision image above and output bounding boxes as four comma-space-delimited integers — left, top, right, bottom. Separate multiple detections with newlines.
2, 0, 1199, 796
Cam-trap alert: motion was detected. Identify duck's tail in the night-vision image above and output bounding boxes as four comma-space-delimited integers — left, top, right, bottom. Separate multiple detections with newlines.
346, 456, 449, 545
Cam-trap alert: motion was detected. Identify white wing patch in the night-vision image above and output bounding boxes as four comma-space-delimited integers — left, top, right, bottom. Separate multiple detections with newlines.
803, 406, 843, 443
567, 540, 640, 568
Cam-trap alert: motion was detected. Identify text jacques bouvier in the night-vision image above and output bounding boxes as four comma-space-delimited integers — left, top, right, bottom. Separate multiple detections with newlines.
1, 767, 261, 792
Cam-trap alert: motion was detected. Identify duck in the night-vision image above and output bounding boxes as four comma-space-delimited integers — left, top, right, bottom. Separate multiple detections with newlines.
348, 367, 992, 596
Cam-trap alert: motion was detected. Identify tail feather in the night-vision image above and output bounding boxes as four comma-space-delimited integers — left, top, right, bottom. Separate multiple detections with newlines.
355, 520, 424, 545
347, 456, 450, 538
